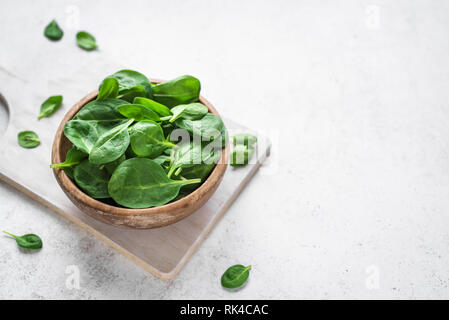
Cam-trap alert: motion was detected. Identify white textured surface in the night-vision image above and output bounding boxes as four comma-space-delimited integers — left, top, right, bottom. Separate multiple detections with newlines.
1, 0, 449, 299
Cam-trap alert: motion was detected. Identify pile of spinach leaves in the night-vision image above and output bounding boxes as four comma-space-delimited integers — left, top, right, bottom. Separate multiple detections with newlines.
51, 70, 227, 209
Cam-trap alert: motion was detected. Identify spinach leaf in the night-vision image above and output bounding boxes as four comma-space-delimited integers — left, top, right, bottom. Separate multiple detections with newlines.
133, 97, 172, 117
74, 98, 127, 121
230, 145, 255, 167
117, 85, 146, 102
152, 75, 201, 108
50, 146, 87, 169
65, 99, 129, 153
104, 154, 126, 175
169, 103, 208, 123
89, 119, 134, 165
18, 131, 40, 148
3, 231, 43, 250
221, 265, 251, 289
74, 159, 110, 198
166, 142, 220, 178
175, 113, 224, 142
178, 161, 217, 192
76, 31, 97, 50
44, 20, 63, 41
110, 70, 153, 99
97, 78, 119, 100
152, 154, 171, 166
64, 120, 100, 154
38, 95, 63, 119
108, 158, 201, 208
129, 121, 175, 158
118, 104, 160, 122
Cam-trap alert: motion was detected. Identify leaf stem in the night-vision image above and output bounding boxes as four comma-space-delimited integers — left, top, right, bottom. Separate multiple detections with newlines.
3, 231, 17, 239
178, 178, 201, 186
167, 165, 176, 178
162, 141, 177, 148
50, 162, 78, 168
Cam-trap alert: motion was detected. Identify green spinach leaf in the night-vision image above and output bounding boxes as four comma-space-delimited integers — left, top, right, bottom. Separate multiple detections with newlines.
3, 231, 43, 250
50, 146, 87, 169
109, 70, 152, 99
117, 85, 146, 102
76, 31, 97, 50
129, 121, 175, 158
221, 265, 251, 289
74, 98, 128, 121
18, 131, 40, 148
169, 103, 208, 123
104, 154, 126, 175
166, 142, 220, 178
89, 119, 134, 165
38, 95, 63, 119
118, 104, 160, 122
133, 97, 171, 117
44, 20, 63, 41
74, 159, 110, 198
177, 161, 217, 192
175, 113, 224, 142
152, 75, 200, 108
97, 78, 119, 100
65, 99, 129, 153
108, 158, 201, 208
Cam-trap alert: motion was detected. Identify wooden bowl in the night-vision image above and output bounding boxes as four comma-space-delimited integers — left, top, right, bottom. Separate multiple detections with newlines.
51, 80, 228, 229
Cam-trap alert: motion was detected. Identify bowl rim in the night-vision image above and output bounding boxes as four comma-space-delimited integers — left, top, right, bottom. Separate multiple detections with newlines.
51, 78, 229, 216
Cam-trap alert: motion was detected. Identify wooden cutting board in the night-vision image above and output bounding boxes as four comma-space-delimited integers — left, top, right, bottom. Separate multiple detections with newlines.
0, 66, 270, 279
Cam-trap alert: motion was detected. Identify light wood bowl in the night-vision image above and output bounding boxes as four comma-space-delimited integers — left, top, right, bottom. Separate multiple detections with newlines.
51, 80, 228, 229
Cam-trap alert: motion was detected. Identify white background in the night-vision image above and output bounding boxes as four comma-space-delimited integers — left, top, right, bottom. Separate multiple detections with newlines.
1, 0, 449, 299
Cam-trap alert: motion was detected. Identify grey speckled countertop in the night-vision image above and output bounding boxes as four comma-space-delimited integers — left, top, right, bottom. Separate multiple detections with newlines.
1, 0, 449, 299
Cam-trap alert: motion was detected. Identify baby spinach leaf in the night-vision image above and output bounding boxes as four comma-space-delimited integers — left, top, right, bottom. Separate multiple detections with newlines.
38, 95, 63, 119
152, 154, 171, 166
64, 120, 99, 154
117, 85, 146, 102
117, 104, 160, 122
167, 142, 215, 178
129, 121, 175, 158
221, 265, 251, 289
108, 158, 201, 208
152, 75, 201, 108
76, 31, 97, 50
44, 20, 63, 41
169, 103, 208, 123
133, 97, 171, 117
50, 146, 87, 169
3, 231, 43, 250
178, 161, 217, 192
18, 131, 40, 148
109, 69, 152, 99
66, 99, 129, 153
74, 159, 110, 198
74, 98, 128, 121
97, 78, 119, 100
104, 154, 126, 175
230, 145, 255, 167
89, 119, 134, 165
175, 113, 224, 142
